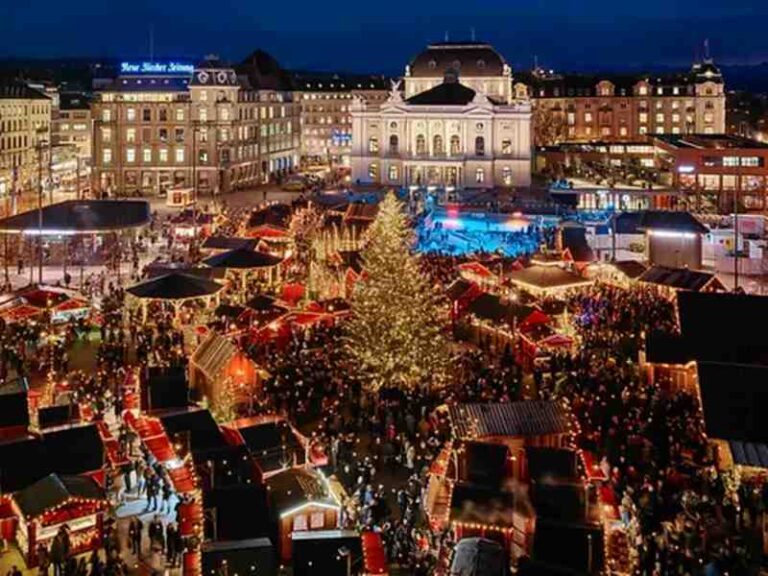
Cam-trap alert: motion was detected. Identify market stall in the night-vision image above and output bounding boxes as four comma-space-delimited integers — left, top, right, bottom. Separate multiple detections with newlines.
204, 247, 284, 293
11, 473, 107, 567
189, 331, 266, 413
126, 272, 225, 323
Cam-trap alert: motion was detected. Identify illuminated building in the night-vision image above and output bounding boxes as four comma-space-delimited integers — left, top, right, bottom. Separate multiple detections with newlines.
292, 72, 390, 168
0, 82, 51, 214
91, 54, 299, 197
517, 58, 726, 145
351, 41, 533, 189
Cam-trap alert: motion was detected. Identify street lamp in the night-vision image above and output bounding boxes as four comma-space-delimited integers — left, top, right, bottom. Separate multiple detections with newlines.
35, 127, 49, 284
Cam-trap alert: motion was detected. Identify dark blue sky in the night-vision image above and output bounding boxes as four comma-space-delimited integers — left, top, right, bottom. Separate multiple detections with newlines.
2, 0, 767, 73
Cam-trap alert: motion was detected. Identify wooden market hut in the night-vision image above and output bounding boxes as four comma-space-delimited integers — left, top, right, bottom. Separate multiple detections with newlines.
189, 332, 264, 413
202, 538, 277, 576
292, 530, 363, 576
203, 248, 284, 291
507, 265, 593, 298
126, 272, 225, 322
11, 473, 107, 567
222, 415, 310, 478
638, 265, 725, 295
265, 467, 342, 563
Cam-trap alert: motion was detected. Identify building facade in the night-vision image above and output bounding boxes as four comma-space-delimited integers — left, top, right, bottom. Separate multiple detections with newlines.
0, 82, 51, 215
91, 55, 300, 197
351, 42, 532, 189
518, 60, 726, 145
53, 93, 92, 160
293, 73, 389, 168
654, 134, 768, 211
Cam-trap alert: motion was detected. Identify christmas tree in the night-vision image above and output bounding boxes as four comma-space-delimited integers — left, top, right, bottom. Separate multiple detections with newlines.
345, 192, 451, 392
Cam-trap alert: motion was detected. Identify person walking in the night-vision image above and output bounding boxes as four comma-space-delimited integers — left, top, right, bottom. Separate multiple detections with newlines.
129, 516, 142, 557
165, 522, 178, 567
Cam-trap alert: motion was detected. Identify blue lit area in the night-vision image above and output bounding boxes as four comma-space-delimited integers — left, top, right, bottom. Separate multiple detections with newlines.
415, 208, 558, 257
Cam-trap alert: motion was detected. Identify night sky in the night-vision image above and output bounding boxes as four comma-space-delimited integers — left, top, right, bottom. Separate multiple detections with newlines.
1, 0, 767, 73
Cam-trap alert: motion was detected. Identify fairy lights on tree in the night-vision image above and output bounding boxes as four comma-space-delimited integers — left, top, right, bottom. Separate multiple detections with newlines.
344, 192, 451, 392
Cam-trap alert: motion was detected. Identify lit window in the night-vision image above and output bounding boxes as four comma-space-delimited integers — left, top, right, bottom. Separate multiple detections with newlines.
656, 87, 663, 95
126, 148, 136, 163
102, 109, 112, 122
672, 127, 680, 134
502, 166, 512, 186
175, 108, 185, 121
433, 134, 443, 155
159, 148, 168, 163
620, 126, 628, 136
639, 113, 648, 123
310, 512, 325, 529
368, 163, 378, 179
102, 149, 112, 164
673, 87, 680, 95
416, 135, 426, 156
638, 86, 648, 96
704, 113, 714, 123
656, 113, 665, 124
101, 128, 112, 143
501, 140, 512, 155
475, 168, 485, 183
672, 114, 680, 123
220, 108, 230, 121
126, 128, 136, 143
567, 112, 575, 125
450, 135, 460, 155
388, 165, 398, 181
672, 101, 680, 109
199, 108, 208, 122
175, 148, 185, 163
368, 136, 379, 153
584, 113, 593, 123
293, 515, 308, 532
142, 148, 151, 162
639, 126, 648, 135
126, 108, 136, 121
199, 90, 207, 102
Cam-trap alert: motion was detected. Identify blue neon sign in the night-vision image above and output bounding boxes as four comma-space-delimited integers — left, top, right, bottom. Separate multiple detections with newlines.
120, 62, 195, 75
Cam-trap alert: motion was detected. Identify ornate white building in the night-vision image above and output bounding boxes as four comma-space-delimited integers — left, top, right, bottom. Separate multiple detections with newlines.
350, 42, 532, 189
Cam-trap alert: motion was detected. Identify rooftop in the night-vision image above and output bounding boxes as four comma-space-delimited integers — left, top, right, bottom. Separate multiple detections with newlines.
654, 134, 768, 150
0, 200, 150, 235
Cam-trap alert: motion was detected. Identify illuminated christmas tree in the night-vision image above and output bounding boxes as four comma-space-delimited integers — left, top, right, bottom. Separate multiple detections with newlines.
345, 192, 451, 392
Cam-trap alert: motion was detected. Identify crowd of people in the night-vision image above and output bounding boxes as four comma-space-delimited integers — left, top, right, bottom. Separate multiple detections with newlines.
3, 191, 768, 576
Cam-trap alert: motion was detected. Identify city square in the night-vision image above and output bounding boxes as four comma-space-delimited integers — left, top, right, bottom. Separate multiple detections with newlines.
1, 5, 768, 576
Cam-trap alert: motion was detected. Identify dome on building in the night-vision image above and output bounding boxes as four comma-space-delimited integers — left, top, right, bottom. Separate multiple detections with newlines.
692, 59, 724, 83
409, 41, 506, 78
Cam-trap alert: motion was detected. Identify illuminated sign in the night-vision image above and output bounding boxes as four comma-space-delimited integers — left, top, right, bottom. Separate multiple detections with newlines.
677, 165, 695, 174
120, 62, 194, 75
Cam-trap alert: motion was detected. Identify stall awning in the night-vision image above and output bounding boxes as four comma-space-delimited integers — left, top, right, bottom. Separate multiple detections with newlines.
14, 474, 105, 520
127, 272, 224, 301
0, 200, 150, 235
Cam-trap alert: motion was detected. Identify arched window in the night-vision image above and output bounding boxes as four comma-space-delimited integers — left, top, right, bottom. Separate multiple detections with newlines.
450, 135, 461, 156
368, 136, 379, 153
475, 168, 485, 183
389, 134, 399, 154
433, 134, 444, 155
502, 166, 512, 186
416, 134, 426, 156
475, 136, 485, 156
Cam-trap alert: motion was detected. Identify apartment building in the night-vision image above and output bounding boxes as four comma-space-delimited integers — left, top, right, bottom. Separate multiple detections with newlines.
516, 59, 726, 145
